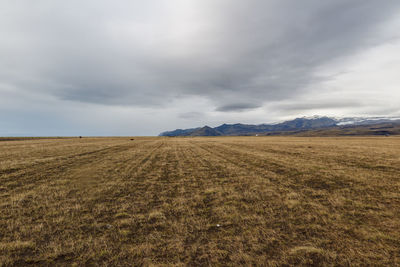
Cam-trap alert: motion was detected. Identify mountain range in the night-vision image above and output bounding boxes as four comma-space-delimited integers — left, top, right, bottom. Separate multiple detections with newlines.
159, 116, 400, 136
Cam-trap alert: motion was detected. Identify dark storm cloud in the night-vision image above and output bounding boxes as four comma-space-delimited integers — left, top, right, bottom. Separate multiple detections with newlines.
1, 0, 400, 112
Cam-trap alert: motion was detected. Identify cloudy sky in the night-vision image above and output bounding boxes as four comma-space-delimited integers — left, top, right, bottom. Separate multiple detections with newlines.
1, 0, 400, 136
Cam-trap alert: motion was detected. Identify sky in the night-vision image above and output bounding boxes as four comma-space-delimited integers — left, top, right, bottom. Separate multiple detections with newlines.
1, 0, 400, 136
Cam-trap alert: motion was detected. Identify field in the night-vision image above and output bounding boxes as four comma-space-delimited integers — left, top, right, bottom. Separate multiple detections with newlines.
1, 137, 400, 266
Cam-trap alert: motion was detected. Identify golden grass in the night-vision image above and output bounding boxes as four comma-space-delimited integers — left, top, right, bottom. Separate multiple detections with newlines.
1, 136, 400, 266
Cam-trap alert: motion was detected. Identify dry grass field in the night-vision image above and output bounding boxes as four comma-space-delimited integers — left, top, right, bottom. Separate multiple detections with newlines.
1, 137, 400, 266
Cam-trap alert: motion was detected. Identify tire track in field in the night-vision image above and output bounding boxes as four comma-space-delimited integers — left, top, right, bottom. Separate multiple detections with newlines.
1, 140, 167, 247
134, 141, 181, 210
188, 140, 400, 265
190, 140, 329, 203
0, 139, 125, 172
121, 140, 165, 180
192, 140, 397, 215
168, 140, 289, 266
182, 142, 242, 179
0, 140, 136, 173
193, 141, 290, 182
219, 141, 400, 174
0, 141, 153, 210
183, 140, 286, 197
66, 140, 172, 232
0, 140, 154, 202
63, 140, 165, 196
0, 140, 166, 262
0, 141, 155, 237
1, 144, 120, 179
195, 141, 353, 187
65, 140, 160, 181
197, 141, 395, 192
70, 140, 168, 216
65, 139, 164, 185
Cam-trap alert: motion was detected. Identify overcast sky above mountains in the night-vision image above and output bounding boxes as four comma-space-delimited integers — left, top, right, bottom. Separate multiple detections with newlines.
1, 0, 400, 136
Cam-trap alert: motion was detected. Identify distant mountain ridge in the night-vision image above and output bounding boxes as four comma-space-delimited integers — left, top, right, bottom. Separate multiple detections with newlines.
190, 126, 222, 136
159, 116, 400, 136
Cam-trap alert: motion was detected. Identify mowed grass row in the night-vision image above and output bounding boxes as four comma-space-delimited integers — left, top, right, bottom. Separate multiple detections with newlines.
0, 137, 399, 266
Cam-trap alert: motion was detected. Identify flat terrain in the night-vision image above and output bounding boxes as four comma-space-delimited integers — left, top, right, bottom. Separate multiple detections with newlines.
1, 137, 400, 266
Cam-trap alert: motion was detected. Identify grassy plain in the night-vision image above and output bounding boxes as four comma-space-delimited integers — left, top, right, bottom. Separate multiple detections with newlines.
1, 137, 399, 266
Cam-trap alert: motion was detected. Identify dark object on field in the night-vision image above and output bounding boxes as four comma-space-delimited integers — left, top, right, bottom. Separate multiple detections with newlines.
79, 136, 82, 139
130, 139, 134, 141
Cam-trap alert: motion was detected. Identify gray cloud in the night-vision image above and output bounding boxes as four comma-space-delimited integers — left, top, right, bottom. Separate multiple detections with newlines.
216, 103, 261, 112
1, 0, 400, 135
2, 1, 400, 106
274, 100, 364, 112
178, 112, 204, 119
